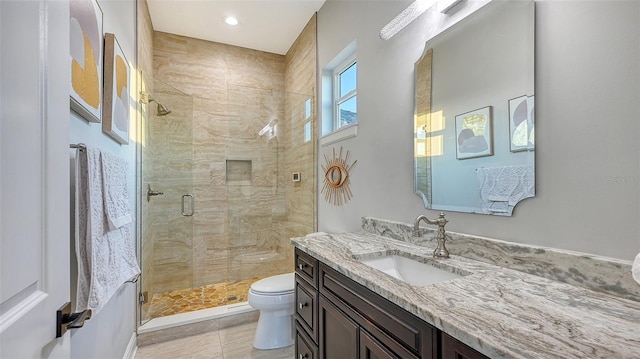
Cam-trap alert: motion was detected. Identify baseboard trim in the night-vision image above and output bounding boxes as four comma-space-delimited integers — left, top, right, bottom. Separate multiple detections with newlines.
122, 332, 137, 359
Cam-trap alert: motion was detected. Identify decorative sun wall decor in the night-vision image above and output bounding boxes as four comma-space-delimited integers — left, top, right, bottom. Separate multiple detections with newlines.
321, 147, 357, 206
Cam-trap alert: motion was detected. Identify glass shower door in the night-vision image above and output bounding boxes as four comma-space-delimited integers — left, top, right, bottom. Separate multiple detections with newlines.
140, 75, 195, 324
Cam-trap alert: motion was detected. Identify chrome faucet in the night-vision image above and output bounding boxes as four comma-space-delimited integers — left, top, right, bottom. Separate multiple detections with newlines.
413, 212, 450, 258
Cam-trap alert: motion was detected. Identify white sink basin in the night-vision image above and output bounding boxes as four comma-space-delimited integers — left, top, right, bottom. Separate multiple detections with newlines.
359, 255, 462, 286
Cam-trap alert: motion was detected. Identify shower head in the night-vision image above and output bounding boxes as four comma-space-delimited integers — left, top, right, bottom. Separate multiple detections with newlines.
139, 92, 171, 116
156, 102, 171, 116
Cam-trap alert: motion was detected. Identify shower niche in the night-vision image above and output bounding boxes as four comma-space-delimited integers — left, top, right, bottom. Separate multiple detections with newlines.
226, 160, 252, 185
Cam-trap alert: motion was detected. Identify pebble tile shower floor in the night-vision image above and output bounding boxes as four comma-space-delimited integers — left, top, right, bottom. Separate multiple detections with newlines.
147, 277, 264, 318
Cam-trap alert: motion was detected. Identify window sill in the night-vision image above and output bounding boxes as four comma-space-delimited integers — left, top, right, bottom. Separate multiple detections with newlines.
320, 124, 358, 147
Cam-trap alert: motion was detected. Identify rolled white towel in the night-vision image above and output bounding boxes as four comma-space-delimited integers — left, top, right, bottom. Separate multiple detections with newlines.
633, 252, 640, 285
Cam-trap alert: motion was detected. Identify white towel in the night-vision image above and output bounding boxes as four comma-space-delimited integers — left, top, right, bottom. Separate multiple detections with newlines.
476, 165, 534, 216
633, 252, 640, 286
75, 146, 140, 313
101, 151, 133, 230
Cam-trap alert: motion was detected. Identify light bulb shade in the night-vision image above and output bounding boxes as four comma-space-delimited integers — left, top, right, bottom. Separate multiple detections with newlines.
224, 16, 239, 26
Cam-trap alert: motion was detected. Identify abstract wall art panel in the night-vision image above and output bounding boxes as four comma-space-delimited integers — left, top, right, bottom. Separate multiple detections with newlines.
70, 0, 103, 123
102, 33, 130, 144
455, 106, 493, 160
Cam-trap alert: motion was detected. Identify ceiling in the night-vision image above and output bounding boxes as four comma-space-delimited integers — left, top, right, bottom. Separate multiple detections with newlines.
147, 0, 326, 55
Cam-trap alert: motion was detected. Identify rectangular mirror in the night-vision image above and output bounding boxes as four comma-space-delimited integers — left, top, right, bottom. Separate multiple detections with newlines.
414, 0, 535, 216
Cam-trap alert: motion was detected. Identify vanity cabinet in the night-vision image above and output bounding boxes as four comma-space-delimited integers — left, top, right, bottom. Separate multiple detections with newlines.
294, 248, 488, 359
319, 262, 432, 359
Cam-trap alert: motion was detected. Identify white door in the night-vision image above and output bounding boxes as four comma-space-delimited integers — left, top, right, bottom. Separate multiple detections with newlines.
1, 1, 71, 358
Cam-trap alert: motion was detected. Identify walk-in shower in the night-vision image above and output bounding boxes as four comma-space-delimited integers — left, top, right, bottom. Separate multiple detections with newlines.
138, 75, 316, 326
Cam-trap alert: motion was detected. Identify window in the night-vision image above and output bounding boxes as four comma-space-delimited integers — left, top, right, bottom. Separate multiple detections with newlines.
321, 42, 357, 143
334, 58, 357, 130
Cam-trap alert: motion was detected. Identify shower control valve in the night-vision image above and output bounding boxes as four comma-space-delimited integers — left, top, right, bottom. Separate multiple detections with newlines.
147, 184, 164, 202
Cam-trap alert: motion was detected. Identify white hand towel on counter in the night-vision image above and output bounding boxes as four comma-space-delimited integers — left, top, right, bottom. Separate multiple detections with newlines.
633, 252, 640, 286
75, 145, 140, 314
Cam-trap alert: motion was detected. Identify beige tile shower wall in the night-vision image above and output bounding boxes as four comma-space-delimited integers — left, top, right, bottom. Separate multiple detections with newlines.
153, 32, 290, 288
137, 0, 154, 317
283, 15, 318, 259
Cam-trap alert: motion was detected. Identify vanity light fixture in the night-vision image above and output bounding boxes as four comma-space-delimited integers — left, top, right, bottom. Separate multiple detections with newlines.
380, 0, 462, 40
223, 16, 239, 26
438, 0, 463, 14
380, 0, 438, 40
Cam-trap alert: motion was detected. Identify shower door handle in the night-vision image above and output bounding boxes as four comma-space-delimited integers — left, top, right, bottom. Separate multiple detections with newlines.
181, 194, 194, 216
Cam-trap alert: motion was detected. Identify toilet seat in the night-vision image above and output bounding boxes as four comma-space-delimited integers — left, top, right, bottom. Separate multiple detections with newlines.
250, 272, 294, 296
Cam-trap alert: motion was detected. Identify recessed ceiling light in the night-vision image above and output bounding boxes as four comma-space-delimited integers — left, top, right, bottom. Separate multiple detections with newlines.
224, 16, 239, 26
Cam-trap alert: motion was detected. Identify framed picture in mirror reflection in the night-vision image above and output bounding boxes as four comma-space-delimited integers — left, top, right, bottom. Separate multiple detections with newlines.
509, 95, 535, 152
455, 106, 493, 160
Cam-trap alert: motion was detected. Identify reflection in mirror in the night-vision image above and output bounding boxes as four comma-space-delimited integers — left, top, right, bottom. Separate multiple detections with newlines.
414, 0, 535, 216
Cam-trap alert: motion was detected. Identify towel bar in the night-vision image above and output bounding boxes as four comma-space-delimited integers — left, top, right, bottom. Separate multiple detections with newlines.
56, 302, 91, 337
70, 143, 86, 152
126, 273, 140, 283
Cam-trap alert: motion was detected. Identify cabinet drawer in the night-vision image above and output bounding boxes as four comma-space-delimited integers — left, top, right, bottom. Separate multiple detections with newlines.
320, 263, 436, 358
296, 322, 318, 359
296, 248, 318, 287
296, 275, 318, 343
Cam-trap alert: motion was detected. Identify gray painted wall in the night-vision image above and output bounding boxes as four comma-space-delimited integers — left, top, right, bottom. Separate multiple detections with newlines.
70, 0, 137, 358
317, 0, 640, 260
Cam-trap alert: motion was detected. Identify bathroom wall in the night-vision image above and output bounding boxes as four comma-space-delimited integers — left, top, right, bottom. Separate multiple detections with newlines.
316, 0, 640, 261
284, 15, 318, 253
69, 0, 137, 357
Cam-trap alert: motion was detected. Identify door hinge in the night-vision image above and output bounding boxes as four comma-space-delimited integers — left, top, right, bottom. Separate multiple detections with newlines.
139, 291, 148, 304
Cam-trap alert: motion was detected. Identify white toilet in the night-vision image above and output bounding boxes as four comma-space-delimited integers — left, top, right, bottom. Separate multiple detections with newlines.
247, 272, 295, 349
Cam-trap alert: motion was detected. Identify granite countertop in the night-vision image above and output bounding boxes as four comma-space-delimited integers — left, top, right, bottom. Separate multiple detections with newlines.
292, 231, 640, 359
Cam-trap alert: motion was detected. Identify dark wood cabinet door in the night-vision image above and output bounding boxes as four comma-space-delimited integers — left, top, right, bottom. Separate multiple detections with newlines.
360, 330, 403, 359
319, 294, 359, 359
441, 333, 489, 359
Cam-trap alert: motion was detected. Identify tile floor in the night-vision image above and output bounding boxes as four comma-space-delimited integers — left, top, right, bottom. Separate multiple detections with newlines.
135, 321, 294, 359
147, 277, 264, 318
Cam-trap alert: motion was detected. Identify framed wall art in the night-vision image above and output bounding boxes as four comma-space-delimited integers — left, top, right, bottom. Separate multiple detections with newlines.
70, 0, 103, 123
102, 33, 131, 145
455, 106, 493, 160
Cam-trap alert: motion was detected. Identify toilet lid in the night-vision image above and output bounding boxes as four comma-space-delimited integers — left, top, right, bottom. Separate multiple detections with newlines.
250, 273, 294, 295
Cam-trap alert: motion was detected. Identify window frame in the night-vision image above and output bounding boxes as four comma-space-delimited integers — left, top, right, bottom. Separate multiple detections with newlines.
333, 55, 357, 131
